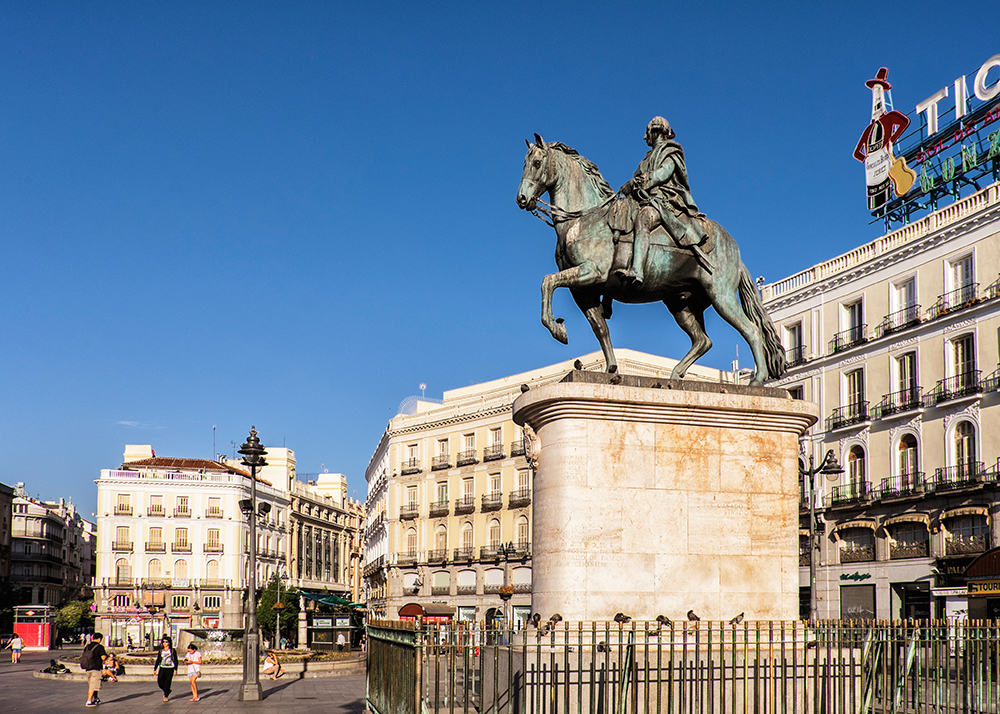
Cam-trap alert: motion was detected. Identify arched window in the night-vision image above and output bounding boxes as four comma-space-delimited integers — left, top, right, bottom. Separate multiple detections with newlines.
956, 421, 976, 473
406, 528, 417, 555
489, 519, 501, 547
432, 571, 450, 595
516, 516, 529, 546
460, 521, 473, 551
206, 559, 220, 582
174, 559, 189, 581
435, 526, 447, 552
115, 558, 131, 584
148, 558, 162, 581
897, 434, 918, 477
848, 446, 867, 496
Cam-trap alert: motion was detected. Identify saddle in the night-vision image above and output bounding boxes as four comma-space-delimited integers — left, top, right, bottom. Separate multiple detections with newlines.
603, 196, 712, 251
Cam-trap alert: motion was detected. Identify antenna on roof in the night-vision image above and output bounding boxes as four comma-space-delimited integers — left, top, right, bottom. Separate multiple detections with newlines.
213, 426, 217, 461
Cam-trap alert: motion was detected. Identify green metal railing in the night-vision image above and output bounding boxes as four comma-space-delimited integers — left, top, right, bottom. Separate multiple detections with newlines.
367, 619, 1000, 714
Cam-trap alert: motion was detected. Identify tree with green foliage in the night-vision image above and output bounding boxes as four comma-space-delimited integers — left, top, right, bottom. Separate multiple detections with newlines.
256, 574, 299, 646
56, 599, 95, 630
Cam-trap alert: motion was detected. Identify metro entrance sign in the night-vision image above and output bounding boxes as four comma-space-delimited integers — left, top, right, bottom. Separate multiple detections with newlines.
859, 53, 1000, 229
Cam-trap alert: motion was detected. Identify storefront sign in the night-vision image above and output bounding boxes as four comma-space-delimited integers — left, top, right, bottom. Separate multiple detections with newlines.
201, 616, 219, 629
312, 617, 333, 628
335, 617, 350, 628
840, 572, 872, 582
968, 579, 1000, 596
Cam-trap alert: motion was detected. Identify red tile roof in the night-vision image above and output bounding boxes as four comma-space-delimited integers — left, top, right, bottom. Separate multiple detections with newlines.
119, 457, 273, 485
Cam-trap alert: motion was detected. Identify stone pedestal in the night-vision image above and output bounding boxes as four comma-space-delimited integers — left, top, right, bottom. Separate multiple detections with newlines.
512, 371, 817, 623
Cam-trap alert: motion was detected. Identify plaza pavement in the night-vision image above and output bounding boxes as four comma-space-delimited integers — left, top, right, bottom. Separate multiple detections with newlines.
0, 647, 366, 714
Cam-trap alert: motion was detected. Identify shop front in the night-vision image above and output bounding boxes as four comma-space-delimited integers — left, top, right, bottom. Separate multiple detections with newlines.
965, 547, 1000, 619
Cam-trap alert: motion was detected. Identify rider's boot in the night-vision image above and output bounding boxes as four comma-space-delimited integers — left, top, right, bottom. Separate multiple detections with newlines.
627, 221, 651, 286
689, 242, 715, 274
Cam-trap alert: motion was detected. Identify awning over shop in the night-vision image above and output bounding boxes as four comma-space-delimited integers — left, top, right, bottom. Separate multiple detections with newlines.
832, 519, 878, 534
883, 513, 930, 527
941, 506, 989, 520
398, 603, 455, 619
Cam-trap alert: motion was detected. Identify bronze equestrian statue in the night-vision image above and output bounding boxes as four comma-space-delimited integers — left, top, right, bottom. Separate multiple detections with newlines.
515, 122, 785, 386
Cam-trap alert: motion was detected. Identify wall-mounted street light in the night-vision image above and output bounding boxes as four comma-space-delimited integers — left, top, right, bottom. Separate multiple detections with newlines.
800, 450, 844, 622
238, 426, 267, 702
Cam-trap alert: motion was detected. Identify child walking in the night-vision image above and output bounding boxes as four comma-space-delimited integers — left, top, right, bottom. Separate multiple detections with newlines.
185, 643, 202, 701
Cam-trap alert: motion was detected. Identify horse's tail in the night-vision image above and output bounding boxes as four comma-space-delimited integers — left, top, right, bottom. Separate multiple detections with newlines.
737, 264, 786, 379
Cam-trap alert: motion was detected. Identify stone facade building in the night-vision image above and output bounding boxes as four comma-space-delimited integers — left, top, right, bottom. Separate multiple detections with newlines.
0, 482, 13, 590
762, 183, 1000, 621
363, 349, 735, 622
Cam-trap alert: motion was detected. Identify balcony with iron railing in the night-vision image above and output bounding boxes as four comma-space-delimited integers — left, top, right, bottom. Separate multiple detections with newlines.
826, 402, 869, 431
484, 444, 505, 462
480, 545, 503, 561
145, 541, 166, 553
431, 454, 451, 471
456, 449, 478, 467
482, 492, 503, 512
875, 304, 922, 339
399, 504, 419, 520
206, 508, 224, 519
112, 541, 133, 552
454, 496, 476, 515
829, 325, 867, 354
429, 500, 450, 518
427, 549, 448, 563
511, 543, 531, 559
114, 505, 133, 516
874, 388, 922, 418
934, 283, 979, 317
931, 463, 987, 492
984, 366, 1000, 393
147, 506, 165, 517
173, 507, 191, 518
397, 551, 418, 566
890, 540, 929, 560
172, 542, 192, 553
400, 458, 421, 475
510, 440, 526, 457
453, 547, 474, 562
840, 545, 875, 563
785, 345, 806, 367
828, 481, 871, 507
928, 371, 982, 404
509, 488, 531, 508
200, 578, 228, 589
946, 534, 989, 556
878, 473, 924, 500
203, 544, 224, 553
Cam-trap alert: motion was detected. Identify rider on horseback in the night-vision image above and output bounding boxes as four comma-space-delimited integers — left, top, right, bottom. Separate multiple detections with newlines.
617, 117, 714, 283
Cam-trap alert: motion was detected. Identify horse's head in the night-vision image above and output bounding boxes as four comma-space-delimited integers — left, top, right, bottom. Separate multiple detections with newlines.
516, 133, 552, 211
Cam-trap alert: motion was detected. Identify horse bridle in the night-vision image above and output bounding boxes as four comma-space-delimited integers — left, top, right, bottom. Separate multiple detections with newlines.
525, 142, 616, 227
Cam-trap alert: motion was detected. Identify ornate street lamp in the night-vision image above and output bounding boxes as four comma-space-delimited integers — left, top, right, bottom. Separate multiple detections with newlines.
238, 426, 267, 702
800, 449, 844, 622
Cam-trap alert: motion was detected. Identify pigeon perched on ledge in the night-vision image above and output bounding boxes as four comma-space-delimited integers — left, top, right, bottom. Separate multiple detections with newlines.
729, 612, 745, 625
613, 612, 631, 623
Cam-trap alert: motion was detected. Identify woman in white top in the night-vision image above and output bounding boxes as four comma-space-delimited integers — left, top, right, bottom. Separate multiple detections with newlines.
185, 643, 202, 701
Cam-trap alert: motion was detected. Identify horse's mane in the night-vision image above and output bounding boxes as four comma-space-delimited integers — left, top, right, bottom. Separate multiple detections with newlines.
547, 142, 615, 200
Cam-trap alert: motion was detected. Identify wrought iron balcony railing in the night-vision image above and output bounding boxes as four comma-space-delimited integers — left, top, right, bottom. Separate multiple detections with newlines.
397, 551, 418, 566
875, 304, 921, 339
509, 488, 531, 507
456, 449, 478, 466
510, 440, 526, 457
399, 504, 419, 520
171, 543, 192, 553
483, 444, 505, 462
511, 543, 531, 558
890, 541, 929, 560
480, 546, 503, 560
840, 545, 875, 563
481, 492, 503, 511
454, 496, 476, 514
946, 534, 989, 556
878, 473, 923, 499
826, 402, 869, 431
829, 481, 871, 506
829, 325, 867, 354
173, 507, 191, 517
785, 345, 806, 366
931, 462, 986, 492
145, 541, 166, 553
928, 371, 982, 404
934, 283, 979, 316
147, 506, 165, 516
427, 549, 448, 563
875, 388, 922, 418
453, 547, 474, 562
203, 544, 224, 553
206, 508, 224, 518
429, 500, 450, 517
431, 454, 451, 471
114, 506, 133, 516
400, 458, 421, 475
112, 541, 133, 552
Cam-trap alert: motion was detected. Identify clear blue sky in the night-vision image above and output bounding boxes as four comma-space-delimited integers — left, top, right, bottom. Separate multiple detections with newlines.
1, 1, 995, 516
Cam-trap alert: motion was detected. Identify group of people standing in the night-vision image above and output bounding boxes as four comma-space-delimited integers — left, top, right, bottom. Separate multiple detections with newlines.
81, 633, 202, 705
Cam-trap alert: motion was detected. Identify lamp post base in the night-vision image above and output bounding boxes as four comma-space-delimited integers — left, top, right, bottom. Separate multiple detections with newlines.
239, 632, 263, 701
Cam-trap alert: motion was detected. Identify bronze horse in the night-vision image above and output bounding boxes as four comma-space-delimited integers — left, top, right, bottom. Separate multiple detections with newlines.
515, 134, 785, 386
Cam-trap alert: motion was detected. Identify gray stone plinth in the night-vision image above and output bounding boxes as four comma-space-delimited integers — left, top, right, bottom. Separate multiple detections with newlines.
513, 372, 818, 623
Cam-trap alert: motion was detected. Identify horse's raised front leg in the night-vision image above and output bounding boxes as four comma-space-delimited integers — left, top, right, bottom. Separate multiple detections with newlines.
572, 289, 617, 373
540, 262, 605, 345
664, 299, 712, 380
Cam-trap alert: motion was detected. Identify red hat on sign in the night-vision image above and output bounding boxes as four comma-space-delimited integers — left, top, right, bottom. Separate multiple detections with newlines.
866, 67, 892, 90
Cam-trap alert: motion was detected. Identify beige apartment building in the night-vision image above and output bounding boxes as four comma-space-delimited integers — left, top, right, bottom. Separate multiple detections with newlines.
363, 349, 737, 622
762, 183, 1000, 622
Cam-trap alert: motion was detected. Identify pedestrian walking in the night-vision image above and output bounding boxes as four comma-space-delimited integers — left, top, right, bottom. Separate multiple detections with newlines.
152, 635, 178, 701
81, 632, 108, 707
185, 643, 202, 701
5, 634, 24, 663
